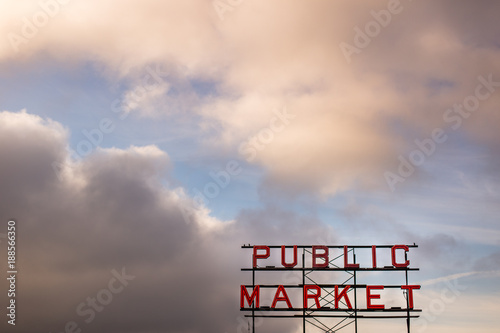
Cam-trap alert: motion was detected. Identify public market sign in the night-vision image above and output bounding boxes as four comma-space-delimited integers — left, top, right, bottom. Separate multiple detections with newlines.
240, 244, 421, 332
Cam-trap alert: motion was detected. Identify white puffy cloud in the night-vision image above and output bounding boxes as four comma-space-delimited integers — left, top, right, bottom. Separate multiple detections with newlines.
1, 1, 500, 196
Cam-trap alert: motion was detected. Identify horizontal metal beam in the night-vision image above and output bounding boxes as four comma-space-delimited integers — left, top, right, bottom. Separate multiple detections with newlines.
241, 284, 416, 288
241, 308, 422, 312
244, 314, 421, 319
241, 245, 418, 249
241, 267, 419, 271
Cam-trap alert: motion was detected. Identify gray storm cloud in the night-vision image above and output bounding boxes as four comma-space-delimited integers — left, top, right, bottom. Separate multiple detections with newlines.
0, 110, 335, 333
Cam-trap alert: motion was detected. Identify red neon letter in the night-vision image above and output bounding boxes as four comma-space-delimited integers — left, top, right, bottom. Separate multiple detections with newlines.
335, 285, 352, 309
391, 245, 410, 268
366, 285, 385, 309
312, 246, 329, 268
304, 285, 321, 309
344, 246, 359, 269
253, 246, 270, 268
281, 245, 297, 268
240, 285, 260, 308
401, 285, 421, 309
372, 245, 377, 268
271, 285, 293, 308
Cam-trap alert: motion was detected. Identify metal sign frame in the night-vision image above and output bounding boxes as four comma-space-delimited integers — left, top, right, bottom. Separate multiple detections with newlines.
240, 244, 421, 333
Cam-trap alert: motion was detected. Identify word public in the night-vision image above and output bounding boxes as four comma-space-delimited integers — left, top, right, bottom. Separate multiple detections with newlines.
251, 245, 412, 269
240, 245, 421, 310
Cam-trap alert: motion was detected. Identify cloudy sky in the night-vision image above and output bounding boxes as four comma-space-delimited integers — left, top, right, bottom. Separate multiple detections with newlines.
0, 0, 499, 332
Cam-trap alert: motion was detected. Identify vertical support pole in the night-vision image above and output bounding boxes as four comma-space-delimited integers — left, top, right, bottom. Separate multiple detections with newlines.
354, 251, 358, 333
302, 249, 306, 333
252, 256, 255, 333
405, 250, 410, 333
